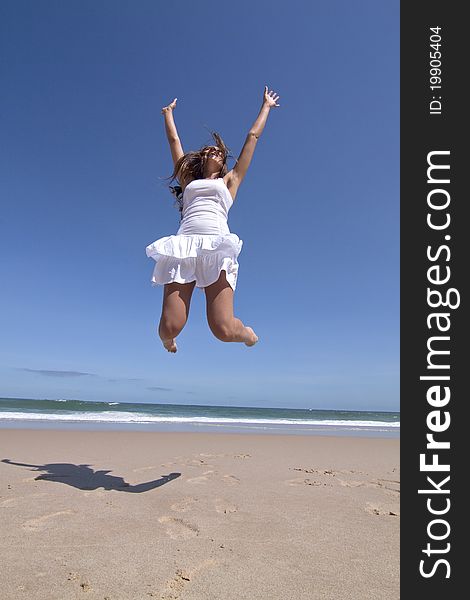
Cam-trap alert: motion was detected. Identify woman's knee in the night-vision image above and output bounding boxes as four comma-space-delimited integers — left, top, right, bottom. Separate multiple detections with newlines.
158, 315, 186, 339
208, 319, 233, 342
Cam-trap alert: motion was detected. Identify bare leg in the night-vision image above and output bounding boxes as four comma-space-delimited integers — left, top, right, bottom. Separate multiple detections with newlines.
204, 271, 258, 346
158, 281, 196, 352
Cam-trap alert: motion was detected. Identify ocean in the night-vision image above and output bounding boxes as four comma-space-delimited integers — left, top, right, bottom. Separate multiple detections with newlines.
0, 398, 399, 437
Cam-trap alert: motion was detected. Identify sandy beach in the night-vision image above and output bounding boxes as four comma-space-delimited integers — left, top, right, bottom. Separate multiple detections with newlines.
0, 429, 399, 599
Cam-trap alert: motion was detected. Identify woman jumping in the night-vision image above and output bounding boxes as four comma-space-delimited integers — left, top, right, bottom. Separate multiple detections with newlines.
146, 85, 280, 352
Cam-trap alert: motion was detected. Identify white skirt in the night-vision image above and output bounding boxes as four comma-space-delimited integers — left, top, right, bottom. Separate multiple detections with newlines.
145, 233, 243, 290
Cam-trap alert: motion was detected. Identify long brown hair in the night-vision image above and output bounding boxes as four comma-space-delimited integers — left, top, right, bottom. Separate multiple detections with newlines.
168, 132, 231, 216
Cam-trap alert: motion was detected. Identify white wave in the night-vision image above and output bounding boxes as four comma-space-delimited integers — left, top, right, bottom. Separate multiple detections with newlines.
0, 411, 399, 428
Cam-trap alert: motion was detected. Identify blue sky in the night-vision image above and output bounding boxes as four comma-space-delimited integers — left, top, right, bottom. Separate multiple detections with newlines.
0, 0, 399, 411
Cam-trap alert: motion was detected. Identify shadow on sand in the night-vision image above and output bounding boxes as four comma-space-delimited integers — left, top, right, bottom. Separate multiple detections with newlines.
1, 458, 180, 493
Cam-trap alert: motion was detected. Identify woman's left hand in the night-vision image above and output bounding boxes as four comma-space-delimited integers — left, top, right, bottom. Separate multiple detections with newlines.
263, 86, 280, 108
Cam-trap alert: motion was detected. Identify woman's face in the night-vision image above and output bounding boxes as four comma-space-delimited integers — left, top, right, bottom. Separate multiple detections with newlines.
203, 147, 225, 174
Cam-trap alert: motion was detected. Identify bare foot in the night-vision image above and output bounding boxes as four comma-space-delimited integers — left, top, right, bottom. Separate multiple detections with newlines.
162, 338, 177, 353
244, 327, 258, 347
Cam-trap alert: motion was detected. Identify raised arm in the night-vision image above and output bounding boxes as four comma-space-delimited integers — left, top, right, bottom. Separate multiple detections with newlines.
227, 86, 280, 198
161, 98, 184, 167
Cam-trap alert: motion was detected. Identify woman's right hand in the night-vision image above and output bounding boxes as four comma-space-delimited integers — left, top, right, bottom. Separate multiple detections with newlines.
162, 98, 177, 114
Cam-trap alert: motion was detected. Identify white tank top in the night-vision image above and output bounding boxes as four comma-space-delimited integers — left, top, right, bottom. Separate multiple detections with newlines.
176, 178, 233, 236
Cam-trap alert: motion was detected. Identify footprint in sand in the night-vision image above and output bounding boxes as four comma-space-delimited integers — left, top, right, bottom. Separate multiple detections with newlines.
292, 467, 365, 476
22, 510, 75, 532
171, 497, 199, 513
214, 498, 238, 514
1, 497, 18, 507
1, 492, 48, 507
338, 478, 401, 496
160, 559, 217, 600
365, 502, 400, 517
185, 459, 215, 468
222, 475, 240, 486
80, 582, 92, 592
285, 477, 332, 487
376, 478, 401, 494
186, 470, 216, 484
290, 468, 400, 495
292, 468, 355, 488
158, 516, 199, 539
67, 573, 92, 591
162, 454, 221, 469
292, 467, 336, 475
338, 479, 367, 488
